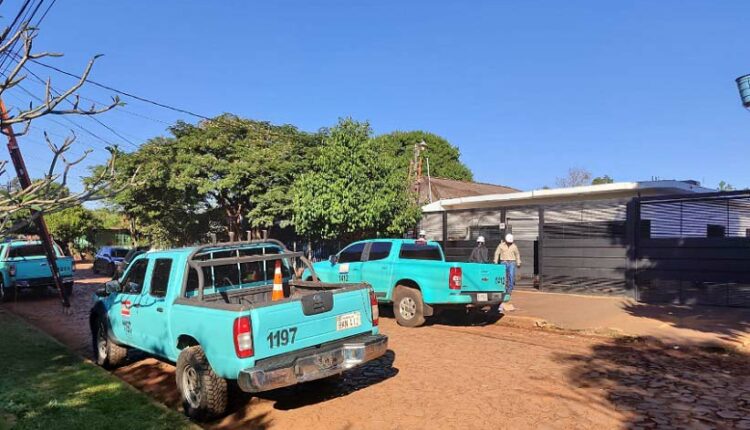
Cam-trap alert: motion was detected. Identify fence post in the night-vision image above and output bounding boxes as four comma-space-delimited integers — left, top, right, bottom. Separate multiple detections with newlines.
538, 207, 544, 291
626, 198, 640, 300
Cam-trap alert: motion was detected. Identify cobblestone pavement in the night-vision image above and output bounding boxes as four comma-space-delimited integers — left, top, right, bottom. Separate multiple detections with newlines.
3, 266, 749, 429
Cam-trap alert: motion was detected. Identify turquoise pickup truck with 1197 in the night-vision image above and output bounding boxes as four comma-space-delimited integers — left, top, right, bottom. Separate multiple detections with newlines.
90, 240, 387, 421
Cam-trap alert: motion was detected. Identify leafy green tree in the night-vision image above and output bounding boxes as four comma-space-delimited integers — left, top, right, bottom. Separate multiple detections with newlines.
45, 205, 100, 254
592, 175, 614, 185
372, 131, 473, 181
718, 181, 735, 191
292, 118, 421, 241
169, 115, 321, 239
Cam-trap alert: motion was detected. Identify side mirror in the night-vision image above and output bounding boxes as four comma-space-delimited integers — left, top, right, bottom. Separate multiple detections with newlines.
329, 255, 338, 265
104, 280, 120, 294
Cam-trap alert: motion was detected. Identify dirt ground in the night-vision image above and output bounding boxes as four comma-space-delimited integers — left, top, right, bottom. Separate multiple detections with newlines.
3, 265, 750, 429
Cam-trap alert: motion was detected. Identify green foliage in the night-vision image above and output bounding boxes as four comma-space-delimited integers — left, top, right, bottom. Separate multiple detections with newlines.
718, 181, 735, 191
292, 118, 422, 241
0, 309, 191, 430
90, 208, 128, 230
45, 205, 100, 251
372, 130, 473, 181
592, 175, 614, 185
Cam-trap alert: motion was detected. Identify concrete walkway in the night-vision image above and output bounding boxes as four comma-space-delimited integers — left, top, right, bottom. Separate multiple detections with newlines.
506, 289, 750, 349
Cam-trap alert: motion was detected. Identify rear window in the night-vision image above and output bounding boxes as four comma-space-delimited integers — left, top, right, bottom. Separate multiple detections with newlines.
8, 245, 46, 258
398, 243, 443, 261
111, 248, 129, 258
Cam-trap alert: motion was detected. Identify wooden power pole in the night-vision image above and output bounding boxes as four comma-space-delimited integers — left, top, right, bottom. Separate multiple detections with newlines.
0, 99, 70, 309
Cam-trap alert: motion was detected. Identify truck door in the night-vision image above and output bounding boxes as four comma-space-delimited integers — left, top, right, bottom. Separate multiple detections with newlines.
361, 241, 393, 299
334, 242, 366, 283
136, 257, 173, 354
109, 258, 149, 345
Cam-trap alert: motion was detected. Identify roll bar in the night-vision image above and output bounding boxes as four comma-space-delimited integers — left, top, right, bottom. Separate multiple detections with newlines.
182, 239, 320, 301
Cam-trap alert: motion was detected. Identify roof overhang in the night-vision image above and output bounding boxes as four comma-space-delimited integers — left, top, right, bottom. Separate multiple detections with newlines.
422, 181, 714, 212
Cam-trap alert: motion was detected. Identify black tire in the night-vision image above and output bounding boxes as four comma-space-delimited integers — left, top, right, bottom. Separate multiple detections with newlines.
0, 280, 5, 303
108, 263, 116, 277
93, 318, 127, 368
485, 306, 503, 325
92, 261, 99, 275
176, 346, 228, 421
393, 285, 426, 327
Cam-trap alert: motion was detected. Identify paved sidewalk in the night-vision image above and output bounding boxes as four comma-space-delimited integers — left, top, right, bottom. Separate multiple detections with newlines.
506, 289, 750, 349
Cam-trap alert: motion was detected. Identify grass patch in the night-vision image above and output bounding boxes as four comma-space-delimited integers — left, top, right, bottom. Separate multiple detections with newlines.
0, 309, 193, 430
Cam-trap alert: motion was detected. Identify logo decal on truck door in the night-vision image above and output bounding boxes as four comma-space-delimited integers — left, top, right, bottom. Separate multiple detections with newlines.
121, 300, 132, 317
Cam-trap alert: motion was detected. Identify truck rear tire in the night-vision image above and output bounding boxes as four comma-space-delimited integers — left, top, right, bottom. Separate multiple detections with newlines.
93, 318, 127, 368
393, 285, 426, 327
176, 346, 228, 421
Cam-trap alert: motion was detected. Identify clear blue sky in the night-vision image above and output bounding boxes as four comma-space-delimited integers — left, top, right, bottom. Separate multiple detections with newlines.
4, 1, 750, 191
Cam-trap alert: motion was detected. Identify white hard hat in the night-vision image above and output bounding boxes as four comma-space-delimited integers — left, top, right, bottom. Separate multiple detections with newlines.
419, 229, 426, 236
476, 236, 485, 243
505, 233, 514, 243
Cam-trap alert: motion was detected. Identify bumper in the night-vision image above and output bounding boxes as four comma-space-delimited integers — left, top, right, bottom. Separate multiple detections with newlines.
237, 333, 388, 393
13, 276, 74, 288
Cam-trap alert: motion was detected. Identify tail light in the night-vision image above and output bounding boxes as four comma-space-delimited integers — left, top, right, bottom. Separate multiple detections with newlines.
233, 316, 254, 358
8, 263, 16, 277
369, 288, 379, 327
449, 267, 462, 290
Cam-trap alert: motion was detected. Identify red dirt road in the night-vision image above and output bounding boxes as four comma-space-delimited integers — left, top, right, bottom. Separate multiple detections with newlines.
3, 265, 749, 429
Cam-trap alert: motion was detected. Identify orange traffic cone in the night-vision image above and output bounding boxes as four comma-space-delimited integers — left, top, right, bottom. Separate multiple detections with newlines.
271, 260, 284, 301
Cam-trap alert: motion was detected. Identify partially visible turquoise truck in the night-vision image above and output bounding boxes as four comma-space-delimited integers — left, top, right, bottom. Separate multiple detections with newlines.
306, 239, 508, 327
0, 239, 75, 301
90, 240, 387, 421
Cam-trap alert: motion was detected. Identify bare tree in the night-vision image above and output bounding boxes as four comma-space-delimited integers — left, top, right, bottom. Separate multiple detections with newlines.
555, 167, 592, 188
0, 22, 131, 234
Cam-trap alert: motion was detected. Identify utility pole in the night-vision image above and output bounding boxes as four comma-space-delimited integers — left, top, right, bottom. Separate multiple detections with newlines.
0, 99, 70, 310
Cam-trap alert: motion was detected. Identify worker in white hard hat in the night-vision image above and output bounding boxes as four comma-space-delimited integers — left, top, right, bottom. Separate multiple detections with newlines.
494, 233, 522, 310
469, 235, 489, 263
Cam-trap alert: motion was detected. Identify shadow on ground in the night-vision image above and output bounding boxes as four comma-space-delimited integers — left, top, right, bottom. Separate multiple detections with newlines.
622, 302, 750, 346
559, 337, 750, 428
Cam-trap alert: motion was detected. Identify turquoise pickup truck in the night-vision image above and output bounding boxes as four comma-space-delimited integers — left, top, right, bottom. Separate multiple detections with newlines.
0, 239, 75, 301
306, 239, 508, 327
90, 240, 387, 421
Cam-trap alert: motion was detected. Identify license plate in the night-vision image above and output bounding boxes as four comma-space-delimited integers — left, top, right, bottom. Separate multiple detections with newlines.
477, 293, 488, 302
336, 312, 361, 331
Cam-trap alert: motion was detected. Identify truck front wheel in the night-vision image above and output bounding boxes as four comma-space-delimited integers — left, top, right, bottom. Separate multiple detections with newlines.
93, 318, 127, 368
393, 286, 426, 327
176, 346, 228, 421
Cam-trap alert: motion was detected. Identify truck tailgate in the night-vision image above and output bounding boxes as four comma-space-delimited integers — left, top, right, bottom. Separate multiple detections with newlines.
12, 256, 73, 279
251, 286, 373, 359
459, 263, 506, 292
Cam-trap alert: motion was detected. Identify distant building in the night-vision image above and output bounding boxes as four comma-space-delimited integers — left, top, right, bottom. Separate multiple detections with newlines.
419, 180, 750, 308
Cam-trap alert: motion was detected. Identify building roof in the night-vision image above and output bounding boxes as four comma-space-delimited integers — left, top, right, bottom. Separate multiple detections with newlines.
418, 177, 518, 203
422, 180, 715, 212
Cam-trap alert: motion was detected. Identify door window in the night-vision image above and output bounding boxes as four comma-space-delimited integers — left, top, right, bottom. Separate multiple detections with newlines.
121, 259, 148, 294
367, 242, 392, 261
149, 259, 173, 298
338, 243, 365, 263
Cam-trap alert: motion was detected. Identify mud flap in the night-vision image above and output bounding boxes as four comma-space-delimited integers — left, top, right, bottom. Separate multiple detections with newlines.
423, 302, 434, 317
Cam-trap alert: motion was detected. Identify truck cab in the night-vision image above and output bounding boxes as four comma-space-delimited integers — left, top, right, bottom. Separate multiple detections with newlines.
308, 239, 508, 327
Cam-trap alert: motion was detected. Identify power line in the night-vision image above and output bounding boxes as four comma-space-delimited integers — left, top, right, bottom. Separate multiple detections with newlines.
30, 58, 212, 121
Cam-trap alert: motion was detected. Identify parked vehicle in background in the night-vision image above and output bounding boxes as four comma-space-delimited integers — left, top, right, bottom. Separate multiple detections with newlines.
90, 240, 387, 420
307, 239, 508, 327
93, 246, 130, 277
0, 239, 75, 301
114, 245, 151, 278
